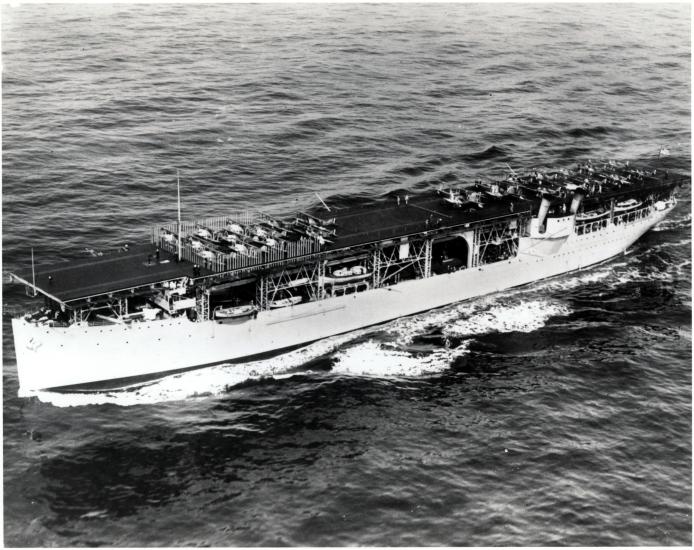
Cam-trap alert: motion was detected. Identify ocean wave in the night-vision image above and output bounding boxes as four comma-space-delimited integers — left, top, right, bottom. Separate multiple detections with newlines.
3, 3, 691, 544
459, 145, 508, 161
649, 238, 692, 252
332, 299, 571, 379
295, 116, 346, 133
260, 90, 305, 101
442, 300, 572, 339
391, 163, 437, 177
565, 126, 611, 138
652, 213, 691, 232
330, 340, 468, 378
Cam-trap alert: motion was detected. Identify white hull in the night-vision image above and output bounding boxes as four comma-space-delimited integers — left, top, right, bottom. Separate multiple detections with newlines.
12, 205, 674, 394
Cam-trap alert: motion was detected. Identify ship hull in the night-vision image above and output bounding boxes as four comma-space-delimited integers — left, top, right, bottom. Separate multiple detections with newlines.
12, 205, 674, 395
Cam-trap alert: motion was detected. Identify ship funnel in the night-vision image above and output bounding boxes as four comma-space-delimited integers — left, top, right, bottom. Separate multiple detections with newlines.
570, 190, 585, 214
536, 197, 551, 234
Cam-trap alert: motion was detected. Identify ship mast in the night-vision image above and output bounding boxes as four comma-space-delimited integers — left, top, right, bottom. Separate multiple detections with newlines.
177, 169, 182, 262
31, 247, 37, 297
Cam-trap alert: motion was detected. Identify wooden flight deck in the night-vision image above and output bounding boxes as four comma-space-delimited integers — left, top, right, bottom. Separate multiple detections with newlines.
11, 245, 212, 304
10, 163, 680, 307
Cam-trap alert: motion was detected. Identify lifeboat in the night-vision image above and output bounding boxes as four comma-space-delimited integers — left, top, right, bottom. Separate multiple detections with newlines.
214, 304, 258, 320
286, 277, 310, 288
614, 199, 642, 212
575, 209, 610, 222
323, 265, 372, 284
269, 296, 303, 308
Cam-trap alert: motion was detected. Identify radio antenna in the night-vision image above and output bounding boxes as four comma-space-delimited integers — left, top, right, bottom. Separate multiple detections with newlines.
177, 169, 182, 262
315, 192, 331, 212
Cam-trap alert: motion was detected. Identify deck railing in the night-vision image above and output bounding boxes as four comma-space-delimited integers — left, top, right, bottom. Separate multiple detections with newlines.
575, 203, 656, 236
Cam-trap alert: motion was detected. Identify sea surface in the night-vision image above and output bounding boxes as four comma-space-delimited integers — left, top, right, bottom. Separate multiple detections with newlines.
2, 3, 691, 546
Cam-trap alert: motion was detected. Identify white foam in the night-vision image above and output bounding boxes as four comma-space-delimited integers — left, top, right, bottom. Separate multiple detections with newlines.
330, 340, 469, 378
442, 299, 572, 338
383, 301, 475, 345
332, 298, 571, 379
651, 238, 691, 251
674, 259, 692, 274
384, 292, 574, 344
652, 213, 691, 232
512, 247, 682, 295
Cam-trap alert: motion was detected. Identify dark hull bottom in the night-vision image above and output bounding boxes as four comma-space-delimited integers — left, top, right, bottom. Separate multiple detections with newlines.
45, 341, 316, 393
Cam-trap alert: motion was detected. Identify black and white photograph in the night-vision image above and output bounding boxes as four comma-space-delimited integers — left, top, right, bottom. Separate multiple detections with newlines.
2, 1, 691, 546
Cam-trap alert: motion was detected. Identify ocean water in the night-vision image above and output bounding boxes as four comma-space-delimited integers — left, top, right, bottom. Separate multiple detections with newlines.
2, 3, 691, 546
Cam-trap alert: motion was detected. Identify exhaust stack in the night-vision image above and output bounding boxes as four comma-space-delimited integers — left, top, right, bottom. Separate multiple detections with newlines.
570, 190, 585, 214
537, 197, 551, 234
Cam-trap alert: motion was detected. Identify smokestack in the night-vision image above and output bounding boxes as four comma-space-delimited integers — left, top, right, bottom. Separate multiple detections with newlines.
537, 197, 551, 234
570, 190, 585, 214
